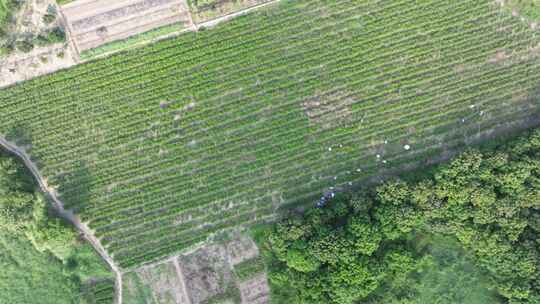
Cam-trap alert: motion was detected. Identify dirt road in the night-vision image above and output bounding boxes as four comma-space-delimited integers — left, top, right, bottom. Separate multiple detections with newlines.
0, 137, 123, 304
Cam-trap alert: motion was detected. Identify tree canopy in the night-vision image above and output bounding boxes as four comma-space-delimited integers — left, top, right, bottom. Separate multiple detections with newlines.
262, 129, 540, 304
0, 150, 113, 304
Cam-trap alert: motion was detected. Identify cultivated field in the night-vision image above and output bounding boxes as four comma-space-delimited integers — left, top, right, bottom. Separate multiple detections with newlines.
123, 234, 268, 304
188, 0, 273, 23
1, 0, 540, 269
61, 0, 192, 52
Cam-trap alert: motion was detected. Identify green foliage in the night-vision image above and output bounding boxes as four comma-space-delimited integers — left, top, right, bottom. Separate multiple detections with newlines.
0, 0, 21, 30
15, 39, 33, 52
80, 22, 184, 60
47, 26, 65, 43
507, 0, 540, 21
81, 279, 116, 304
55, 0, 74, 5
0, 231, 81, 304
234, 256, 266, 281
42, 13, 56, 25
35, 27, 65, 46
2, 0, 540, 269
0, 150, 114, 303
263, 129, 540, 304
1, 1, 65, 56
0, 154, 37, 231
204, 284, 241, 304
122, 272, 157, 304
42, 4, 57, 25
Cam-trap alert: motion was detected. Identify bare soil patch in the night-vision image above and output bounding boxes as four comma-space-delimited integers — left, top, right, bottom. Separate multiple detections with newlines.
238, 274, 270, 304
302, 91, 358, 130
0, 0, 77, 88
190, 0, 272, 24
488, 50, 510, 64
0, 43, 76, 88
61, 0, 191, 51
123, 233, 270, 304
179, 243, 234, 304
226, 235, 259, 266
137, 261, 191, 304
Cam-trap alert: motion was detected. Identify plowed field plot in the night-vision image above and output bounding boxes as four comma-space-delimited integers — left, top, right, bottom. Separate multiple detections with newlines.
123, 235, 267, 304
188, 0, 272, 23
61, 0, 191, 52
1, 0, 540, 269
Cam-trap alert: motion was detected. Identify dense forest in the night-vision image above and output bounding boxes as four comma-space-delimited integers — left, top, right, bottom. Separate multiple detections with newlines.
0, 150, 113, 304
262, 129, 540, 304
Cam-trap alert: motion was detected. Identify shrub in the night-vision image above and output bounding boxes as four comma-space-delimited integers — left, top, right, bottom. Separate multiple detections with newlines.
42, 13, 56, 25
15, 40, 34, 52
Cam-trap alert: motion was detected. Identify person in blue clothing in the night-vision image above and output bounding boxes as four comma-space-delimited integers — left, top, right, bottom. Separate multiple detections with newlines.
316, 191, 335, 208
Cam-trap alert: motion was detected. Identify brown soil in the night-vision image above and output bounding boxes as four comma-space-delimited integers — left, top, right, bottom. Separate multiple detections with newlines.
137, 260, 191, 304
192, 0, 275, 25
122, 232, 271, 304
0, 0, 78, 88
238, 274, 270, 304
226, 235, 260, 266
61, 0, 192, 51
302, 91, 358, 130
179, 244, 233, 304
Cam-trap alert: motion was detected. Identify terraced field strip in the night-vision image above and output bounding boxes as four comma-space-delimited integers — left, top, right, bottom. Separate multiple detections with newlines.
193, 0, 278, 28
61, 0, 191, 51
1, 0, 540, 269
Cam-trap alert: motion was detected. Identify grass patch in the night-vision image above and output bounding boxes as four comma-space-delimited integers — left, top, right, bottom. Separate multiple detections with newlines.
56, 0, 75, 5
506, 0, 540, 21
234, 256, 266, 281
80, 22, 185, 60
0, 149, 114, 304
122, 272, 157, 304
204, 284, 241, 304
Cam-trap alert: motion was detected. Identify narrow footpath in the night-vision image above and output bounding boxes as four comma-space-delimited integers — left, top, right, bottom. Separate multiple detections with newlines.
0, 137, 123, 304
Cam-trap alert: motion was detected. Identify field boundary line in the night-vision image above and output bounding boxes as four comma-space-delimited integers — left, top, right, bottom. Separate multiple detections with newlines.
79, 0, 281, 61
58, 6, 82, 61
182, 0, 197, 31
0, 137, 122, 304
173, 257, 193, 304
195, 0, 282, 29
60, 0, 102, 10
80, 26, 192, 62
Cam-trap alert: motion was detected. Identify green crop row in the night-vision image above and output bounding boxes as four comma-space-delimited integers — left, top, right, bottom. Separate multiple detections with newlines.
1, 0, 539, 268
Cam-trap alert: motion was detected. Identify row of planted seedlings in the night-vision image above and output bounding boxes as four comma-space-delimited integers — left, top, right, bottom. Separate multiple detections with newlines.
34, 0, 388, 171
117, 204, 277, 268
0, 0, 498, 153
0, 0, 326, 101
83, 10, 528, 230
105, 58, 540, 264
0, 0, 348, 120
0, 0, 532, 268
95, 56, 540, 262
84, 40, 528, 243
46, 12, 368, 218
74, 0, 488, 223
25, 0, 362, 182
4, 0, 524, 252
83, 54, 532, 235
32, 0, 464, 195
56, 2, 410, 221
106, 193, 274, 253
97, 43, 540, 249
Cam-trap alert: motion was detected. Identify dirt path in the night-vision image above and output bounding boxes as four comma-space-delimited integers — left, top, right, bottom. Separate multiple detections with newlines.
0, 137, 123, 304
172, 257, 193, 304
195, 0, 281, 29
